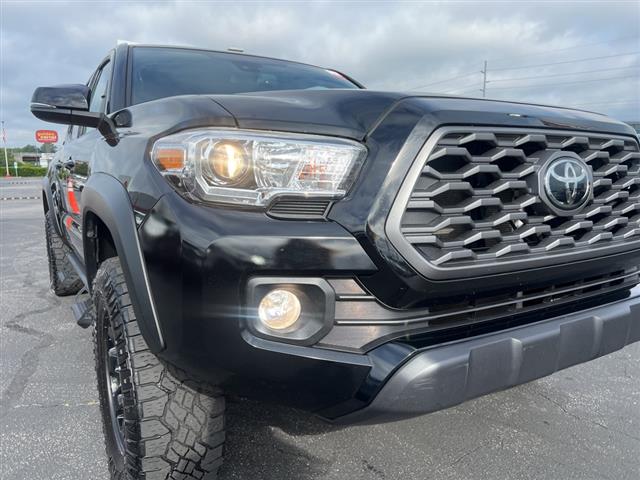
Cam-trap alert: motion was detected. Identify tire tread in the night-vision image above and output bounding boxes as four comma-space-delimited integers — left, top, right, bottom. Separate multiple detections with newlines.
93, 258, 224, 480
44, 212, 83, 296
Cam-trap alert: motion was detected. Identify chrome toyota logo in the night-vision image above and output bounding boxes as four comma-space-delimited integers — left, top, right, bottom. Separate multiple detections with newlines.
542, 156, 591, 213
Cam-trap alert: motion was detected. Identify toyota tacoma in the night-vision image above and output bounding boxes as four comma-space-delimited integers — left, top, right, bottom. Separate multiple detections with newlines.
32, 43, 640, 480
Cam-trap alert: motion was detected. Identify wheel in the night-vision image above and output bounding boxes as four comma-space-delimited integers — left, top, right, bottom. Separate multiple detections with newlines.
44, 211, 83, 296
93, 257, 226, 480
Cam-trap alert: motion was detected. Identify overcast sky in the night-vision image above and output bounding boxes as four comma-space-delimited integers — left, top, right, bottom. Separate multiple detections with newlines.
1, 0, 639, 147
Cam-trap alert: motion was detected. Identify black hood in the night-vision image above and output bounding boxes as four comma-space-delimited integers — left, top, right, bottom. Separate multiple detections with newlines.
207, 90, 405, 140
128, 89, 636, 142
207, 89, 636, 140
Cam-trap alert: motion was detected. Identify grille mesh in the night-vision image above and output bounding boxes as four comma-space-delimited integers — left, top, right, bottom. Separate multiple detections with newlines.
267, 198, 331, 219
400, 128, 640, 268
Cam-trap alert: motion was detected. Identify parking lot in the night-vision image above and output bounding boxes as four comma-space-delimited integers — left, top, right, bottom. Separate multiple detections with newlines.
0, 177, 638, 480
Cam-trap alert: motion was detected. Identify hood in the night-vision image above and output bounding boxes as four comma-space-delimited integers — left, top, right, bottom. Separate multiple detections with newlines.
207, 90, 405, 140
208, 89, 636, 140
127, 89, 636, 142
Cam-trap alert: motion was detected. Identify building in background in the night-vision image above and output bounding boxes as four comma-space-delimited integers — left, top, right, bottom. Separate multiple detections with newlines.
14, 151, 41, 164
39, 153, 53, 167
14, 151, 51, 167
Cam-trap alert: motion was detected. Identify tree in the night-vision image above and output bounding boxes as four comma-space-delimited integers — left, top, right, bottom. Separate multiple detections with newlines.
18, 144, 39, 153
39, 143, 58, 154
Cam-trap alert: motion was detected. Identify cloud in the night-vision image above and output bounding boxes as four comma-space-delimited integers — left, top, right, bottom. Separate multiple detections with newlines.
1, 0, 638, 146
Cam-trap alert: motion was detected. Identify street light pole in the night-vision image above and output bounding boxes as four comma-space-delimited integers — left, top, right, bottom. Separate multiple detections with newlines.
481, 60, 488, 98
2, 121, 9, 177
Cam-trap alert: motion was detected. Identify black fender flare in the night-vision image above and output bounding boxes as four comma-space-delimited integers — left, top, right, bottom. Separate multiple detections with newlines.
82, 172, 165, 352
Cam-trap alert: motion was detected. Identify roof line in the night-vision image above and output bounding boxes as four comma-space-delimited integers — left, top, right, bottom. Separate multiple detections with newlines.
117, 42, 332, 72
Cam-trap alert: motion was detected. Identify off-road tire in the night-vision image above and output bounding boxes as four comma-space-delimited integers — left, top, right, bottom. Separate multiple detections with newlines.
44, 211, 83, 296
93, 257, 225, 480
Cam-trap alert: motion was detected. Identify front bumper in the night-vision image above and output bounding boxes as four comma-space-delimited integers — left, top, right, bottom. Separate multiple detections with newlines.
138, 190, 640, 421
336, 287, 640, 423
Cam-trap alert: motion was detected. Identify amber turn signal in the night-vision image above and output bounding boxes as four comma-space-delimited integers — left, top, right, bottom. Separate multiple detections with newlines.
154, 148, 185, 171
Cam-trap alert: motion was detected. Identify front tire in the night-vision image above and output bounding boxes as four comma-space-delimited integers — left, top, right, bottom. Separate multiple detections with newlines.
93, 257, 225, 480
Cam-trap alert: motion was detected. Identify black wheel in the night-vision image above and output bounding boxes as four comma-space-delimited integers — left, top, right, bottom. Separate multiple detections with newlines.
93, 257, 226, 480
44, 211, 83, 296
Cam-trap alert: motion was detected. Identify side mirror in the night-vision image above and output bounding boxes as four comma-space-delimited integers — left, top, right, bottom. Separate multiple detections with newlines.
30, 84, 118, 146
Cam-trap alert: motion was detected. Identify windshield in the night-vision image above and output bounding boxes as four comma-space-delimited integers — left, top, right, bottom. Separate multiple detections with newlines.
130, 47, 359, 105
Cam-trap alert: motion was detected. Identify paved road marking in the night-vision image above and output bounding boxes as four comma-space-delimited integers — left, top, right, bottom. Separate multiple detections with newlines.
0, 196, 41, 200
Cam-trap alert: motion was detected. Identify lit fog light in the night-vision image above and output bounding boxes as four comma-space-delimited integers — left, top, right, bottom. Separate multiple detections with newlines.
258, 289, 302, 330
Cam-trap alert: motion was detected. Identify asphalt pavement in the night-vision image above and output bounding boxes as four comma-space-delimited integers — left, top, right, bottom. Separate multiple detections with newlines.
1, 177, 638, 480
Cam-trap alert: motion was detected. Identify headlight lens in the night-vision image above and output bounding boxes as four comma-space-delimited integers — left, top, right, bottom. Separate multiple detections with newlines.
151, 129, 366, 207
203, 141, 250, 185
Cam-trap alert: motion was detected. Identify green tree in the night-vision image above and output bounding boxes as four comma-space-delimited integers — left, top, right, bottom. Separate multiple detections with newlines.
18, 144, 39, 153
39, 143, 58, 154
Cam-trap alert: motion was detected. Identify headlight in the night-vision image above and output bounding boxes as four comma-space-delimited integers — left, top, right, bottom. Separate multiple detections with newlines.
151, 129, 366, 207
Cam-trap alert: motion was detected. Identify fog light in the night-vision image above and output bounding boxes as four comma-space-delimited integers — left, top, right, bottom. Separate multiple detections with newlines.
258, 289, 302, 330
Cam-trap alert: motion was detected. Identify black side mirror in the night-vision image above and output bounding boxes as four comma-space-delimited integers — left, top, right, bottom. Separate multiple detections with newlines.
30, 84, 118, 146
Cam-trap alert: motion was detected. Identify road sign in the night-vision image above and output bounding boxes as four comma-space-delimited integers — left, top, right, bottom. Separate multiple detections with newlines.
35, 130, 58, 143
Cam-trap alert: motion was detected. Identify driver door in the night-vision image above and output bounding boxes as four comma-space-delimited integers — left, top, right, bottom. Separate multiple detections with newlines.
58, 57, 113, 259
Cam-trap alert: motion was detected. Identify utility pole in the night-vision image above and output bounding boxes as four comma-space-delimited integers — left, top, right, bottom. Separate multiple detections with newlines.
2, 121, 9, 177
481, 60, 488, 98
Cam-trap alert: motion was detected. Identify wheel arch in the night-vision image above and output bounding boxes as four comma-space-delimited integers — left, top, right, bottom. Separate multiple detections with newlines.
82, 172, 165, 352
84, 211, 118, 281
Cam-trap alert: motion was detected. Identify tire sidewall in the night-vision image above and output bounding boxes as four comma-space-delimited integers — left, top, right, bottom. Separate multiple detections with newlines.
94, 274, 138, 479
44, 214, 59, 289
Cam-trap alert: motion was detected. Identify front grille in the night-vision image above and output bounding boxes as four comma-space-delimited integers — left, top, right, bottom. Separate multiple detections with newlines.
317, 268, 639, 352
331, 268, 639, 326
387, 126, 640, 279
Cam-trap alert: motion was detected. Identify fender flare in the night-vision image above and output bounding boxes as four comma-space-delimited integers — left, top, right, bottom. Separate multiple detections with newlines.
82, 172, 165, 352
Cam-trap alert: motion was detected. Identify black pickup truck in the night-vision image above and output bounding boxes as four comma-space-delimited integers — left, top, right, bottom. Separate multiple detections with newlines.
32, 43, 640, 480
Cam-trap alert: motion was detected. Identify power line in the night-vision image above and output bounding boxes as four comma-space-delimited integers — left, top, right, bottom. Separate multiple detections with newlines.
440, 81, 485, 94
456, 88, 484, 96
488, 65, 640, 83
488, 35, 639, 64
570, 99, 640, 107
405, 38, 639, 93
488, 74, 638, 90
489, 52, 640, 72
407, 70, 482, 90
